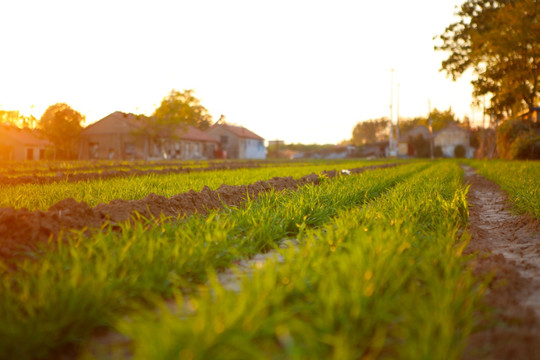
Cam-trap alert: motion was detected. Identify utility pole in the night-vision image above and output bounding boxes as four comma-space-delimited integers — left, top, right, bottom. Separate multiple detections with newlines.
396, 83, 400, 156
389, 69, 394, 156
428, 99, 434, 159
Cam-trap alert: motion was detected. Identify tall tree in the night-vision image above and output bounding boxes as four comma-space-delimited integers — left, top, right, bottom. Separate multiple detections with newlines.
153, 89, 212, 131
133, 89, 213, 159
429, 108, 458, 132
0, 110, 21, 126
39, 103, 84, 159
351, 118, 389, 145
435, 0, 540, 118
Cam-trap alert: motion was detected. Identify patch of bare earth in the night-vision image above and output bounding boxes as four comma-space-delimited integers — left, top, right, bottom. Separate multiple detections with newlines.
463, 166, 540, 360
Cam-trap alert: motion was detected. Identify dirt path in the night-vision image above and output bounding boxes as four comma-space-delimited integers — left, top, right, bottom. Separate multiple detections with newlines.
463, 166, 540, 360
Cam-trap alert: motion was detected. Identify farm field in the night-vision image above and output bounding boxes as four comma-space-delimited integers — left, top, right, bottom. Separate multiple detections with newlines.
0, 159, 396, 210
0, 159, 364, 187
0, 159, 539, 359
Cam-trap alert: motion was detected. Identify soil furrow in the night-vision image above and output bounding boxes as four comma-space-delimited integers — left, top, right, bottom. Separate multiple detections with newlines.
0, 163, 397, 258
0, 161, 274, 186
463, 165, 540, 360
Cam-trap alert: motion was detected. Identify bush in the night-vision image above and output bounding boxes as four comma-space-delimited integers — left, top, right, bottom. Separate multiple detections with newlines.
497, 118, 540, 159
410, 134, 430, 158
454, 144, 466, 158
434, 146, 443, 158
509, 133, 540, 159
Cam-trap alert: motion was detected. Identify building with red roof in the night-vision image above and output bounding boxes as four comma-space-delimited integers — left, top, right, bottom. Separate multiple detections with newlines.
0, 125, 52, 161
79, 112, 219, 160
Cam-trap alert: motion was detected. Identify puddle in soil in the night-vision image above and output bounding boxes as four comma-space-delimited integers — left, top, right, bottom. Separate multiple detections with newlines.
463, 165, 540, 360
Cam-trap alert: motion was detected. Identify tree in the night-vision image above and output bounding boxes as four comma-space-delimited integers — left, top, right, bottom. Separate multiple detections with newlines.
435, 0, 540, 118
399, 116, 426, 133
0, 110, 21, 126
351, 118, 389, 146
39, 103, 84, 159
0, 110, 37, 128
153, 89, 212, 131
429, 108, 458, 132
132, 89, 213, 159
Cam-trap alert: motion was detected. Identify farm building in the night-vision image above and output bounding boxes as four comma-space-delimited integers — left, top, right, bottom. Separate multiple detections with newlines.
0, 125, 52, 161
206, 123, 266, 159
79, 112, 219, 160
434, 122, 474, 158
398, 125, 431, 157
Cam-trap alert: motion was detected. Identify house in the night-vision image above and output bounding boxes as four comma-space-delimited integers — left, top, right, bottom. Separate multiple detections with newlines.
205, 123, 266, 159
434, 122, 474, 158
79, 112, 219, 160
0, 125, 52, 161
519, 107, 540, 122
399, 125, 431, 157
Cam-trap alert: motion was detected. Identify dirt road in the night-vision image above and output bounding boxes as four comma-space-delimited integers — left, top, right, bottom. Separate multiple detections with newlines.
463, 166, 540, 359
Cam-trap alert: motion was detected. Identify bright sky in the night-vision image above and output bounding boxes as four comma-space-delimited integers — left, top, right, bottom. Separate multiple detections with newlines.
0, 0, 479, 144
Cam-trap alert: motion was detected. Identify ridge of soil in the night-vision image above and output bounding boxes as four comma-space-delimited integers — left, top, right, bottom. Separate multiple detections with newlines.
0, 164, 396, 258
0, 160, 267, 176
0, 161, 278, 186
463, 166, 540, 360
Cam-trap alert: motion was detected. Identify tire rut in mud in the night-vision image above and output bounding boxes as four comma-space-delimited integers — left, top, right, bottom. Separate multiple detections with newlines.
0, 164, 397, 258
463, 166, 540, 360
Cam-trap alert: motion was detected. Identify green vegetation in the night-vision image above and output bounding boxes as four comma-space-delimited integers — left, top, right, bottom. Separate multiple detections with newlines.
117, 162, 480, 359
436, 0, 539, 118
467, 160, 540, 219
0, 160, 392, 210
0, 162, 421, 359
7, 159, 537, 359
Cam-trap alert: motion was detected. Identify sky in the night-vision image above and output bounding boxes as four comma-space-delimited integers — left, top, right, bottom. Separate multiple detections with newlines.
0, 0, 480, 144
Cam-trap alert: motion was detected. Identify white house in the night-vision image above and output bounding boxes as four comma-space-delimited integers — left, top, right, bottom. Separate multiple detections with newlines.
434, 122, 474, 158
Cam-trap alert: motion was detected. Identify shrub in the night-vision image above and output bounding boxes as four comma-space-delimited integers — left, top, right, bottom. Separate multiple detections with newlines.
509, 133, 540, 159
497, 118, 540, 159
454, 144, 466, 158
434, 146, 443, 158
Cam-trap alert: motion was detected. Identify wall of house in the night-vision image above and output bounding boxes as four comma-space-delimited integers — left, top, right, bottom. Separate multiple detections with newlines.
245, 138, 266, 159
206, 127, 241, 158
434, 129, 473, 158
164, 140, 216, 160
79, 133, 147, 160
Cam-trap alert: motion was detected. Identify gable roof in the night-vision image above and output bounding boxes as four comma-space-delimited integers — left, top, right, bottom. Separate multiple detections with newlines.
435, 122, 469, 135
211, 123, 264, 141
82, 111, 141, 135
399, 125, 430, 142
0, 125, 51, 146
84, 112, 219, 142
174, 125, 219, 143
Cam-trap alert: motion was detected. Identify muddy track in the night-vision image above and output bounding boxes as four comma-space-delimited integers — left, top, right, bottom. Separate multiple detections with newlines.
463, 166, 540, 360
0, 164, 397, 258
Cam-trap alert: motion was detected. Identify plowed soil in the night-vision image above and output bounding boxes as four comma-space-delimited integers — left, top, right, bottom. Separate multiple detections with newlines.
463, 166, 540, 360
0, 164, 395, 258
0, 161, 275, 186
